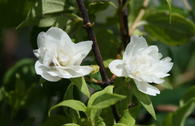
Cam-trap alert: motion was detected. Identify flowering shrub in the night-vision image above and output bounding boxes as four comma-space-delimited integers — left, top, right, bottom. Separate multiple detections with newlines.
0, 0, 195, 126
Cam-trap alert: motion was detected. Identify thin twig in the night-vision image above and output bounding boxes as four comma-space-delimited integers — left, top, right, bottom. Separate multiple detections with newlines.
129, 0, 149, 35
118, 0, 130, 48
76, 0, 111, 85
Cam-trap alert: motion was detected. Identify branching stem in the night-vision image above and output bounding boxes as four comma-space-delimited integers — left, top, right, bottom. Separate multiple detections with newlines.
76, 0, 111, 85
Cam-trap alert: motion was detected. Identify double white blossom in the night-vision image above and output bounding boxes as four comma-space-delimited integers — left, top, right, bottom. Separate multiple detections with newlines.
109, 36, 173, 96
33, 27, 93, 82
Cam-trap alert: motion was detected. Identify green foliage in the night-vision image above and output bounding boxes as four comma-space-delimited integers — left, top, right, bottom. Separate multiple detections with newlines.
42, 0, 66, 14
128, 0, 144, 24
116, 109, 135, 126
180, 85, 195, 104
71, 77, 90, 98
0, 0, 33, 27
63, 123, 80, 126
49, 99, 87, 116
166, 0, 172, 14
3, 58, 35, 85
1, 0, 195, 126
173, 97, 195, 126
144, 11, 195, 45
132, 82, 156, 120
88, 85, 125, 109
88, 1, 116, 14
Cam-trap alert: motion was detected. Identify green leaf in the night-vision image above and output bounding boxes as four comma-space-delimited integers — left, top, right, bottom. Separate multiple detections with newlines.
88, 85, 114, 107
87, 86, 125, 124
101, 107, 115, 126
144, 11, 195, 45
114, 123, 126, 126
71, 77, 90, 98
48, 100, 87, 116
96, 117, 106, 126
173, 97, 195, 126
118, 109, 135, 126
63, 123, 80, 126
42, 0, 65, 15
38, 16, 56, 27
163, 113, 173, 126
91, 93, 126, 109
17, 0, 67, 28
88, 85, 125, 109
16, 1, 42, 29
64, 84, 74, 100
132, 83, 156, 120
114, 78, 132, 116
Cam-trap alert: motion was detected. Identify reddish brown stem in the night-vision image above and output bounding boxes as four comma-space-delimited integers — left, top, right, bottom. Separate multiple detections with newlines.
76, 0, 111, 85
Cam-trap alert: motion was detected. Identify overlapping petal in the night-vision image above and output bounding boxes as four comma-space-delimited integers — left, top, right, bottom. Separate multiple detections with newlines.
34, 27, 93, 82
134, 80, 160, 96
108, 59, 126, 77
108, 35, 173, 96
123, 36, 148, 60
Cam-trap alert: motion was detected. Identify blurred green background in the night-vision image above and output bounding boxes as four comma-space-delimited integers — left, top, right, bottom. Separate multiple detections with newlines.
0, 0, 195, 126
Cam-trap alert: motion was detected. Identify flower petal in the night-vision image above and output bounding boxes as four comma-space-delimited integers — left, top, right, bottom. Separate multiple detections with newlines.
45, 27, 75, 51
55, 66, 93, 78
46, 27, 72, 44
108, 59, 126, 77
134, 80, 160, 96
35, 61, 61, 82
160, 57, 173, 73
71, 41, 93, 65
123, 36, 148, 60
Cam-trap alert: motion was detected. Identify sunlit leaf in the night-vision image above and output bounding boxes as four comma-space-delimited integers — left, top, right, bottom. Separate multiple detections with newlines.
88, 85, 114, 107
49, 100, 87, 116
90, 93, 126, 109
42, 0, 65, 15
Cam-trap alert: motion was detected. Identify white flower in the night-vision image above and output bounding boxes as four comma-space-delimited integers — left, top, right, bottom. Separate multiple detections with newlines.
33, 27, 93, 82
109, 36, 173, 96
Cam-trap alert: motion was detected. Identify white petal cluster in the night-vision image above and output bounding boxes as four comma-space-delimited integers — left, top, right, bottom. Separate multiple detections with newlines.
109, 36, 173, 96
33, 27, 93, 82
